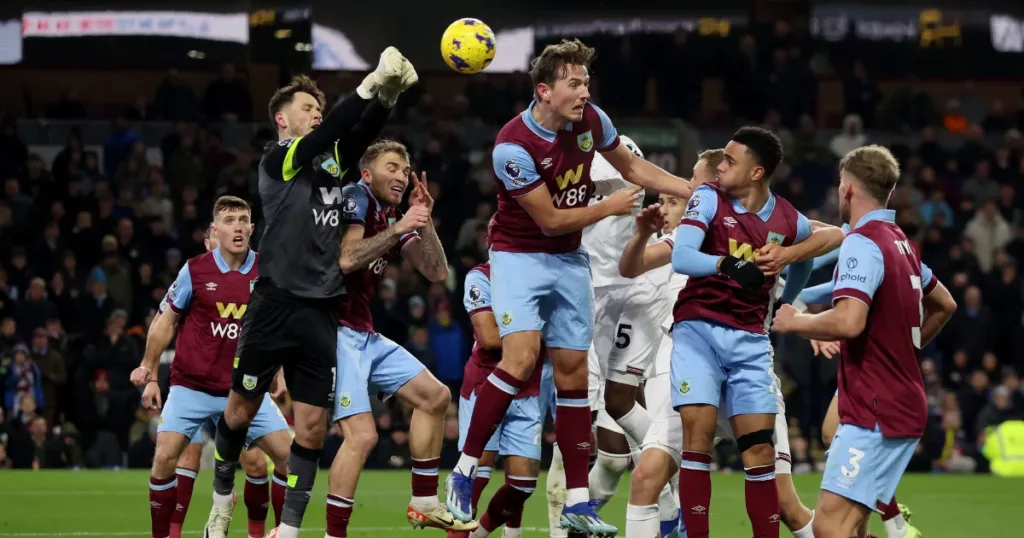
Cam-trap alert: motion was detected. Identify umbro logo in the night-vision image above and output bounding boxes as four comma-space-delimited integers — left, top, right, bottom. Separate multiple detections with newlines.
724, 217, 737, 227
206, 282, 218, 291
541, 158, 553, 169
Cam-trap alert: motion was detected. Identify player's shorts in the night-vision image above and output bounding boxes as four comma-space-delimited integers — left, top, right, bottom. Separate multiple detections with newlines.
821, 423, 917, 512
458, 392, 543, 460
234, 283, 339, 408
489, 248, 593, 351
588, 282, 668, 409
332, 326, 426, 422
669, 319, 777, 417
159, 384, 287, 446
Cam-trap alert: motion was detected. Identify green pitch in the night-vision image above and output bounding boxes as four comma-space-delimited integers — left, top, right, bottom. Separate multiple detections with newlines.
0, 470, 1016, 536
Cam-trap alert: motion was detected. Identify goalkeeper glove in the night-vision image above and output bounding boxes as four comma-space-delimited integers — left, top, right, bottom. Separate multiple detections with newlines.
378, 56, 418, 108
357, 46, 407, 101
720, 255, 765, 292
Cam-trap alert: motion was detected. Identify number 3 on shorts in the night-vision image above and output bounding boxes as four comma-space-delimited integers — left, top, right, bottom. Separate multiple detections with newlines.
842, 447, 865, 478
615, 324, 632, 349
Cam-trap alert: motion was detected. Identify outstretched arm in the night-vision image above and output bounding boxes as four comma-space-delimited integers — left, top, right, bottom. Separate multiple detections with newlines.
619, 204, 672, 278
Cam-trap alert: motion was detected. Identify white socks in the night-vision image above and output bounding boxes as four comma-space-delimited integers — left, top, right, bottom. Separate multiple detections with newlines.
884, 513, 909, 538
546, 443, 568, 538
589, 450, 631, 505
212, 491, 233, 509
792, 510, 815, 538
276, 524, 299, 538
658, 482, 679, 523
625, 503, 660, 537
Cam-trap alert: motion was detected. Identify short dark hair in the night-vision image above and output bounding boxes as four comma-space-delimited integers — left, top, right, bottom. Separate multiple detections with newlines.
731, 126, 784, 180
359, 139, 410, 171
212, 195, 251, 220
530, 39, 596, 98
267, 75, 325, 124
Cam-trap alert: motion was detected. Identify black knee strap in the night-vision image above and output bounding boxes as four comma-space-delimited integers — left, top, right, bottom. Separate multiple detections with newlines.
736, 428, 774, 452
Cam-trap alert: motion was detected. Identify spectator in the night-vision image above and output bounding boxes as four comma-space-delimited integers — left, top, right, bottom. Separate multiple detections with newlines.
4, 177, 33, 230
975, 386, 1024, 439
919, 188, 955, 229
964, 201, 1012, 272
102, 116, 141, 178
3, 343, 44, 411
7, 416, 65, 469
203, 63, 252, 122
961, 161, 1000, 209
93, 238, 133, 316
152, 69, 200, 122
77, 368, 133, 468
31, 327, 65, 425
842, 59, 882, 128
16, 278, 58, 338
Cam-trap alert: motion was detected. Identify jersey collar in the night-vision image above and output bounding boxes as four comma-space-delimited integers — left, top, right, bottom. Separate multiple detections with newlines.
521, 100, 575, 143
853, 209, 896, 229
730, 191, 777, 222
358, 179, 384, 211
213, 247, 256, 274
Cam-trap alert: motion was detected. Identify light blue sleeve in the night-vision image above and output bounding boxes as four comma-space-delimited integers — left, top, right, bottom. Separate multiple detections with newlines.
921, 262, 935, 291
341, 183, 370, 225
463, 270, 492, 314
794, 212, 812, 244
833, 234, 885, 304
679, 185, 720, 231
161, 264, 193, 313
798, 281, 835, 306
589, 102, 619, 151
780, 258, 812, 304
671, 224, 721, 277
492, 142, 541, 195
810, 222, 850, 271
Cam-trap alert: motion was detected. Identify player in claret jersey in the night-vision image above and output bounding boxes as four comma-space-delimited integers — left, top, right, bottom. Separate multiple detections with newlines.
772, 146, 958, 538
454, 257, 547, 538
322, 140, 473, 538
669, 127, 845, 538
130, 197, 292, 538
448, 38, 694, 537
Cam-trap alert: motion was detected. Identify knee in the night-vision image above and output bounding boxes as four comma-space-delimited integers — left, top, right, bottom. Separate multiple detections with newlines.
346, 426, 379, 457
242, 451, 269, 476
812, 518, 836, 538
425, 383, 451, 415
152, 445, 181, 477
293, 409, 328, 447
502, 349, 539, 380
224, 401, 256, 430
736, 428, 776, 465
629, 461, 665, 504
603, 383, 636, 419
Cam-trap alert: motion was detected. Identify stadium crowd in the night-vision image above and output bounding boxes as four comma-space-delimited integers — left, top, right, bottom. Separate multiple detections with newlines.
2, 29, 1024, 475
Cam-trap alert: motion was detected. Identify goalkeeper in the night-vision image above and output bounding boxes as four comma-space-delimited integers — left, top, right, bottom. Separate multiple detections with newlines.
202, 47, 418, 538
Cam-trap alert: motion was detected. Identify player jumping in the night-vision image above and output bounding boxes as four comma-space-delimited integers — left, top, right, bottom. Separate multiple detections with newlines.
324, 140, 472, 537
772, 145, 957, 538
131, 197, 292, 538
669, 127, 846, 538
137, 226, 288, 538
203, 48, 418, 538
447, 38, 695, 537
455, 254, 547, 538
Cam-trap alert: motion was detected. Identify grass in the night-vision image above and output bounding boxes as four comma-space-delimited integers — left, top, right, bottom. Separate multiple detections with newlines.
0, 470, 1018, 536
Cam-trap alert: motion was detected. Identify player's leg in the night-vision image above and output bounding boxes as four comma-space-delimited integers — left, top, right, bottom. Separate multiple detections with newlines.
879, 496, 920, 538
170, 441, 202, 538
473, 451, 497, 519
773, 396, 814, 537
603, 283, 663, 443
208, 290, 289, 537
815, 424, 918, 538
470, 396, 543, 538
457, 387, 500, 524
246, 394, 292, 537
670, 320, 725, 538
153, 385, 212, 538
721, 328, 786, 538
539, 360, 568, 538
822, 390, 840, 448
590, 414, 631, 508
627, 370, 682, 538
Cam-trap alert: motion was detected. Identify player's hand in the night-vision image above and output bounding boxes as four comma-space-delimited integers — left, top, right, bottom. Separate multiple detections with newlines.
409, 171, 434, 212
395, 205, 431, 235
142, 382, 163, 410
635, 203, 664, 235
376, 48, 418, 107
604, 186, 643, 217
130, 365, 153, 387
755, 242, 794, 276
810, 339, 841, 359
719, 255, 765, 292
269, 369, 288, 400
771, 304, 799, 333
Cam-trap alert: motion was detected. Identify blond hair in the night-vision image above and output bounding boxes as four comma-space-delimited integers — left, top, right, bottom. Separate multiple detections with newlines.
697, 148, 725, 177
530, 39, 596, 98
839, 145, 901, 203
359, 139, 410, 170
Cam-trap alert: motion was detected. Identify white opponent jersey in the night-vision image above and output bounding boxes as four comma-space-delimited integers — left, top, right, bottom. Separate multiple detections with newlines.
582, 135, 650, 288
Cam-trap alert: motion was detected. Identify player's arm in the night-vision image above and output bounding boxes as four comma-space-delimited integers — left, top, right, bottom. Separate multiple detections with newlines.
619, 205, 672, 278
136, 265, 190, 378
495, 143, 634, 236
464, 271, 500, 350
337, 185, 426, 273
759, 214, 844, 277
920, 263, 957, 346
335, 99, 393, 168
797, 281, 835, 306
402, 225, 448, 283
774, 235, 882, 340
589, 103, 692, 199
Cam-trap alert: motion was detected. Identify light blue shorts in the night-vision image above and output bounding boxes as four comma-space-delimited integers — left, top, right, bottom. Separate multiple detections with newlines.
669, 319, 777, 417
158, 385, 287, 446
458, 393, 543, 460
539, 359, 557, 422
489, 248, 594, 351
821, 423, 917, 511
333, 326, 425, 422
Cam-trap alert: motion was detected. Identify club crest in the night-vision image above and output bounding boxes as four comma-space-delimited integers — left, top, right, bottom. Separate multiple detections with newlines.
577, 130, 594, 152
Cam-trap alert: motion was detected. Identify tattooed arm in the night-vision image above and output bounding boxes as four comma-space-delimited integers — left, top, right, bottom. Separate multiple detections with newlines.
403, 220, 449, 282
338, 181, 430, 274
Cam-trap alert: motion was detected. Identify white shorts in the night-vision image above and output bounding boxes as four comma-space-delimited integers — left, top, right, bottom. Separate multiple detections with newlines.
640, 331, 792, 474
588, 282, 670, 410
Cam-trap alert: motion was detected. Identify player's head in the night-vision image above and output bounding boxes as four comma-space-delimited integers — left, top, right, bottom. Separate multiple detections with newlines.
203, 224, 217, 251
661, 148, 725, 232
837, 145, 901, 224
269, 75, 326, 139
210, 196, 253, 256
360, 140, 412, 206
530, 39, 595, 123
718, 127, 783, 191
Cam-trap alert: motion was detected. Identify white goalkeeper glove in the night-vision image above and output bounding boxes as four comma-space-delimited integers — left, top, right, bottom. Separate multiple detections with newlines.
357, 46, 418, 108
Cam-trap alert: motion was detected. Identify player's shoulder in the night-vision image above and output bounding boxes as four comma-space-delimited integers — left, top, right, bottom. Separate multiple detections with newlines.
496, 113, 533, 144
688, 184, 721, 209
468, 262, 491, 281
186, 250, 216, 270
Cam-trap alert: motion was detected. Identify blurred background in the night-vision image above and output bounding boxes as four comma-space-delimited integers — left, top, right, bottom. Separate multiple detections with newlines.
1, 0, 1024, 477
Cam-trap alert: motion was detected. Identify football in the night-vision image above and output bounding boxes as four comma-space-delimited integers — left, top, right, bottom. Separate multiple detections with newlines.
440, 18, 496, 74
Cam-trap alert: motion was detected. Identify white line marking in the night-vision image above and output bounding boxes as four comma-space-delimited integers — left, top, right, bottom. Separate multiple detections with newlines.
0, 527, 553, 537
